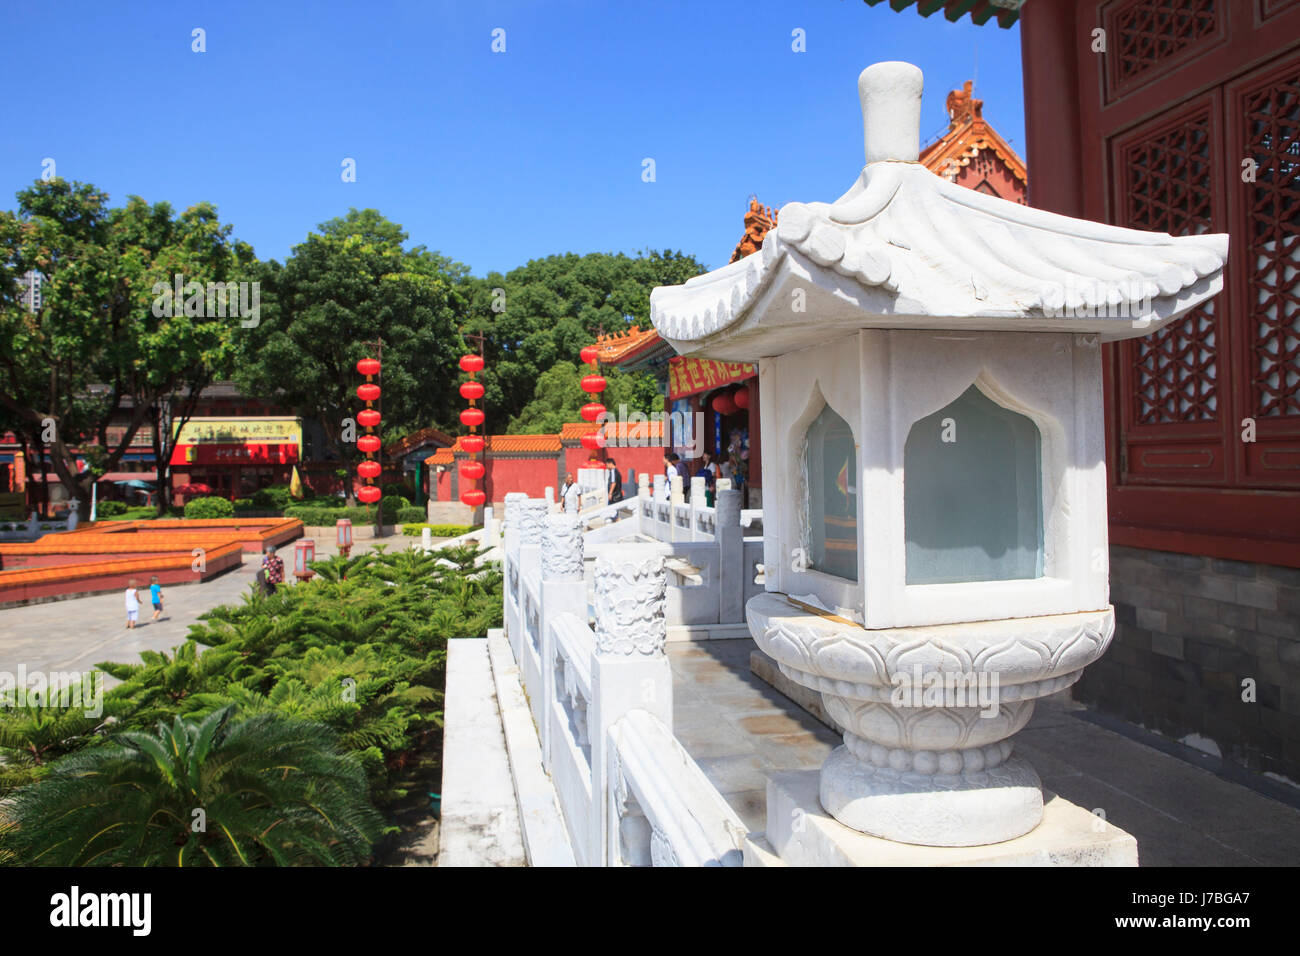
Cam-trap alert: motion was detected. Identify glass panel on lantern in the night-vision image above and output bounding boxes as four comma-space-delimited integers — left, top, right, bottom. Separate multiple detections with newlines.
805, 404, 858, 581
904, 384, 1043, 585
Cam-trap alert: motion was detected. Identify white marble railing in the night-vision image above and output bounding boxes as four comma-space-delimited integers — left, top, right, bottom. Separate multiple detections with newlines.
500, 495, 748, 866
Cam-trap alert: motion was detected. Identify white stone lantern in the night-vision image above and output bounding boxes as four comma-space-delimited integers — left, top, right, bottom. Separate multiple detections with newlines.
650, 62, 1228, 850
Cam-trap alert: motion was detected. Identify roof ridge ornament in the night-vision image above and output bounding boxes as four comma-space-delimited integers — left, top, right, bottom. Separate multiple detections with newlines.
859, 61, 923, 164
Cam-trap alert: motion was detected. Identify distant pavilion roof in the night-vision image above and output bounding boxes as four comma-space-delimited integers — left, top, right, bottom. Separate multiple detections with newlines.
918, 81, 1026, 200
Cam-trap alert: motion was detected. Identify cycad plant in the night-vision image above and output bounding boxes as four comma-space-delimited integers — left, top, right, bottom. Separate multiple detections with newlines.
0, 706, 382, 866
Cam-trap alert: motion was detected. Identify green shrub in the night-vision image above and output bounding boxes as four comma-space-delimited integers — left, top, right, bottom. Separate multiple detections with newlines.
184, 496, 234, 519
400, 523, 478, 537
396, 506, 425, 524
95, 500, 128, 517
284, 505, 381, 527
380, 494, 409, 516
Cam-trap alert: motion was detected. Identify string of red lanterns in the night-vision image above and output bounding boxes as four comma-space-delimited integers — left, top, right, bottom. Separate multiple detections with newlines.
579, 345, 606, 452
459, 353, 487, 507
355, 357, 383, 505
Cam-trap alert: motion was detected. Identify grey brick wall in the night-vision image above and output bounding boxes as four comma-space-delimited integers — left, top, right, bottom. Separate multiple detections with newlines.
1077, 545, 1300, 782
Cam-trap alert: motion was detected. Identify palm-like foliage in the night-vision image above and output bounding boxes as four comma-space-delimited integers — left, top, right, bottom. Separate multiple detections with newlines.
0, 693, 114, 790
2, 546, 502, 865
0, 706, 382, 866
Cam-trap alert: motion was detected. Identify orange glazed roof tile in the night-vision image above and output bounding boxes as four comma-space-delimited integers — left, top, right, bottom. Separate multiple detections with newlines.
386, 426, 454, 458
560, 421, 665, 441
594, 325, 663, 364
919, 81, 1026, 199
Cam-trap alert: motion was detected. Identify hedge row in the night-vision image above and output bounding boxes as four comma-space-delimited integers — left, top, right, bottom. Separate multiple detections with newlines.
400, 523, 478, 538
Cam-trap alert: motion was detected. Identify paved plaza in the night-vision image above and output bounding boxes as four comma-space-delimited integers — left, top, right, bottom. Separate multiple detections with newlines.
669, 639, 1300, 866
0, 529, 425, 679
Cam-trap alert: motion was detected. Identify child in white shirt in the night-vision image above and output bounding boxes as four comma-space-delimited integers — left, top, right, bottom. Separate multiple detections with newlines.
124, 579, 141, 629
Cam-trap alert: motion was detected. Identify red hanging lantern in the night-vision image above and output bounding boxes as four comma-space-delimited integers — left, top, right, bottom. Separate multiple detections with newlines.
581, 374, 606, 393
357, 460, 382, 479
460, 408, 485, 427
579, 346, 600, 365
357, 485, 382, 504
461, 460, 485, 480
461, 435, 485, 453
459, 381, 485, 401
459, 354, 484, 373
357, 435, 381, 453
712, 392, 737, 416
357, 358, 381, 376
580, 402, 606, 422
357, 409, 381, 427
460, 489, 486, 507
733, 385, 750, 410
580, 431, 606, 450
357, 383, 381, 402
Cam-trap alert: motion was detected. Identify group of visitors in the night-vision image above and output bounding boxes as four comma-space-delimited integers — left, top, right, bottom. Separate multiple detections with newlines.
664, 450, 743, 505
123, 576, 164, 629
559, 459, 626, 515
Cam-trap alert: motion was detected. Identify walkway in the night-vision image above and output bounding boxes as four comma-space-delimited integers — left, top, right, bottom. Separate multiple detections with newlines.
0, 532, 427, 678
668, 638, 1300, 866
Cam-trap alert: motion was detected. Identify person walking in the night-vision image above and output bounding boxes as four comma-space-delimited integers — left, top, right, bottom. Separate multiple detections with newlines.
698, 451, 718, 506
561, 473, 580, 514
149, 575, 164, 621
124, 579, 141, 629
262, 545, 285, 594
606, 458, 624, 504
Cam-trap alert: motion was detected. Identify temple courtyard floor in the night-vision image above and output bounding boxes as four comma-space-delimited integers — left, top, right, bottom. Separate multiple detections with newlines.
0, 530, 428, 679
670, 639, 1300, 866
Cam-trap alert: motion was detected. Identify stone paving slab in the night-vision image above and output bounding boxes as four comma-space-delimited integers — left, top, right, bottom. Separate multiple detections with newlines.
0, 537, 408, 680
669, 638, 1300, 866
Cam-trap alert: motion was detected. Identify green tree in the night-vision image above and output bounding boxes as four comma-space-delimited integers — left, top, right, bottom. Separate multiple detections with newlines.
0, 706, 382, 866
459, 250, 705, 430
235, 210, 468, 504
508, 361, 663, 434
0, 179, 254, 513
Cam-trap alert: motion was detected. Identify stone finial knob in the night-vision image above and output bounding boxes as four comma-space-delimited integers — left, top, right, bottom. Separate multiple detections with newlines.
858, 61, 923, 164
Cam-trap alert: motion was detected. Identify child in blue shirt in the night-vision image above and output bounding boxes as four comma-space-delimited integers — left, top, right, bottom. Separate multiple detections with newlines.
149, 576, 163, 621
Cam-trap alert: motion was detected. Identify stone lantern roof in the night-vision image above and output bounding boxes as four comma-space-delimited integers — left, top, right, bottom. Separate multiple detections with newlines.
649, 62, 1229, 363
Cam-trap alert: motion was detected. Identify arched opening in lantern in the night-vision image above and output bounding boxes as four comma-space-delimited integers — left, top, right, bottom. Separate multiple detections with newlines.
903, 383, 1043, 585
803, 403, 858, 582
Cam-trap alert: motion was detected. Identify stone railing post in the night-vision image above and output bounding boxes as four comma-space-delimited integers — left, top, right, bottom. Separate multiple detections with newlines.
669, 476, 685, 542
482, 504, 500, 550
590, 547, 672, 866
503, 492, 528, 658
652, 474, 668, 540
715, 489, 743, 624
637, 473, 650, 535
690, 476, 707, 541
540, 512, 585, 770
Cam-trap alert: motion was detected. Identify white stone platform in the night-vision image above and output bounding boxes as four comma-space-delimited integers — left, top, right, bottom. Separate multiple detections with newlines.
750, 770, 1138, 866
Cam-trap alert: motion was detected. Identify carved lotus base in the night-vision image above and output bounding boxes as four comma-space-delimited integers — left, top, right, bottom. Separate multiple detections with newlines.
820, 747, 1043, 846
746, 592, 1115, 847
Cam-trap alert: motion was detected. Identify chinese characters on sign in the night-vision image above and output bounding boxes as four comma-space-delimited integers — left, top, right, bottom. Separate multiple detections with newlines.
668, 358, 756, 399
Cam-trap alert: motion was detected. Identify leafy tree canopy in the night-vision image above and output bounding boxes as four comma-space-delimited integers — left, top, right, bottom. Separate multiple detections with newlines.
459, 250, 705, 430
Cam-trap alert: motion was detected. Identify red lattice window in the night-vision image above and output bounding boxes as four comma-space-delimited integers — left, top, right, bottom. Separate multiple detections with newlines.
1122, 111, 1221, 426
1106, 0, 1220, 98
1242, 69, 1300, 419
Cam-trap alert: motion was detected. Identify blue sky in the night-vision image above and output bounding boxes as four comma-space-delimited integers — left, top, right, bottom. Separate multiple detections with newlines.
3, 0, 1023, 276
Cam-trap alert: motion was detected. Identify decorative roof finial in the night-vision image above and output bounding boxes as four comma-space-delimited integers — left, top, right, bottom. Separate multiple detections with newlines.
858, 61, 923, 165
